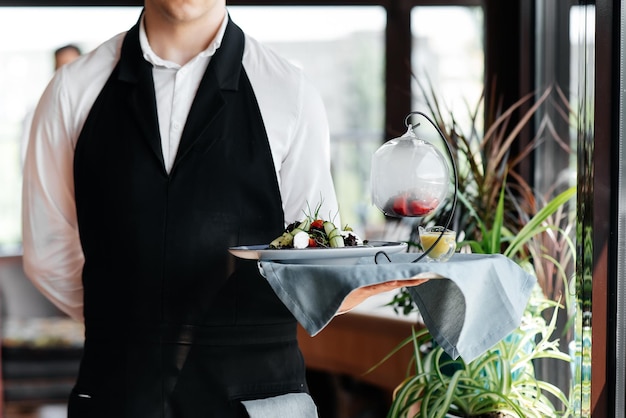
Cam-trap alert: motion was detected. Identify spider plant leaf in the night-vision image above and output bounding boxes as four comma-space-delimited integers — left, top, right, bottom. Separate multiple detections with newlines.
388, 375, 424, 417
468, 351, 500, 379
469, 390, 526, 417
498, 352, 512, 393
534, 380, 572, 410
432, 370, 463, 418
420, 380, 445, 418
537, 252, 573, 311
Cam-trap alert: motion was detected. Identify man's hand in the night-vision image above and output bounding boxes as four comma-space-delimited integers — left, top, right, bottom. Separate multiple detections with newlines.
337, 278, 430, 314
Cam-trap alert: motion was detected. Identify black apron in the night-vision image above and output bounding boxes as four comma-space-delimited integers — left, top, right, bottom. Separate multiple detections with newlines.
70, 17, 307, 418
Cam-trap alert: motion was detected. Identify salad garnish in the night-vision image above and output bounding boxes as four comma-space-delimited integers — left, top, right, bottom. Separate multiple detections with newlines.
269, 201, 365, 249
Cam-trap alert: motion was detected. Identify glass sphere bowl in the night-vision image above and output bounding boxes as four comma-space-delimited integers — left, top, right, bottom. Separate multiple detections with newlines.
371, 125, 450, 218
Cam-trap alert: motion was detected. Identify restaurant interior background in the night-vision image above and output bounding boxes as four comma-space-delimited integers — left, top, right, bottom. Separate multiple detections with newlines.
0, 0, 622, 417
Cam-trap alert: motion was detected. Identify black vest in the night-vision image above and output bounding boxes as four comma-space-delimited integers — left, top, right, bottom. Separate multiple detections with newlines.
70, 18, 306, 418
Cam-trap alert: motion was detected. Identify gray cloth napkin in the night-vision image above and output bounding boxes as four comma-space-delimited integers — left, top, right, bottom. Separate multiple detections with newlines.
259, 253, 536, 363
241, 392, 318, 418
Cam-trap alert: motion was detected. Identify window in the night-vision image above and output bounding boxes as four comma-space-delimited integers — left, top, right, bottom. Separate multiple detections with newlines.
411, 6, 484, 136
0, 6, 387, 251
229, 6, 387, 236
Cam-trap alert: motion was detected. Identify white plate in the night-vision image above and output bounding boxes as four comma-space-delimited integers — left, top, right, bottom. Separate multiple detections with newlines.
228, 241, 408, 265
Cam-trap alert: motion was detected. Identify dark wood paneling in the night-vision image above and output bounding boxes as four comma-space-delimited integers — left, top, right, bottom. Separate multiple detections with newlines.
298, 312, 420, 393
591, 0, 616, 415
384, 0, 413, 139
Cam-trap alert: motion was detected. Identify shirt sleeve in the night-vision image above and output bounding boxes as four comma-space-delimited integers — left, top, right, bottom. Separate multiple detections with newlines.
279, 72, 341, 226
22, 69, 85, 321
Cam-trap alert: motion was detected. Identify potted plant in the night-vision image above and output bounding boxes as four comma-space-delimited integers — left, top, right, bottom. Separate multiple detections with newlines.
376, 80, 577, 417
374, 186, 575, 418
383, 290, 571, 418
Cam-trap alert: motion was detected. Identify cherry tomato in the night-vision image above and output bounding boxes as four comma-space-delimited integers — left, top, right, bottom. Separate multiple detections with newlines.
311, 219, 324, 229
308, 238, 317, 247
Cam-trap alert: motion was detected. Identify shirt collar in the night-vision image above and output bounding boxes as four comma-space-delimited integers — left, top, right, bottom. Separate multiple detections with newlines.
139, 10, 229, 69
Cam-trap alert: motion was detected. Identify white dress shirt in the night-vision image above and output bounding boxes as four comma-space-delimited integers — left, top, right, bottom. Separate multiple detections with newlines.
22, 11, 339, 321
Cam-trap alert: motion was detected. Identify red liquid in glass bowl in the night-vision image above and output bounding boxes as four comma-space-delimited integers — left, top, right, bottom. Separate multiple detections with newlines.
382, 194, 440, 217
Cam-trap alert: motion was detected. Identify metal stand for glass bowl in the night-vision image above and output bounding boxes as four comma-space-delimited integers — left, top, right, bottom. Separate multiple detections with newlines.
374, 111, 458, 264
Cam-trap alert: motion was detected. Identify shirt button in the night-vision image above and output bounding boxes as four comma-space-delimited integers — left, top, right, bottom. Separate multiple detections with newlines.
172, 122, 181, 131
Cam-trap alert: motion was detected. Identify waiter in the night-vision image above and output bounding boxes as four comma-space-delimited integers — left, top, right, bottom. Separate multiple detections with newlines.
22, 1, 339, 416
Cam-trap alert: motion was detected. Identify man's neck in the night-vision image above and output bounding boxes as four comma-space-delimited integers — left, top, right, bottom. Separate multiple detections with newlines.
143, 6, 225, 66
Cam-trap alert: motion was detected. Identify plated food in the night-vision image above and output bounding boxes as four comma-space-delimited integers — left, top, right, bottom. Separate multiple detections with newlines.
269, 217, 364, 249
228, 241, 407, 264
227, 204, 406, 264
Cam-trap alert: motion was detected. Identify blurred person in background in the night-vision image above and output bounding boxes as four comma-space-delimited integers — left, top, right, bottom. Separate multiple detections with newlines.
53, 43, 82, 69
